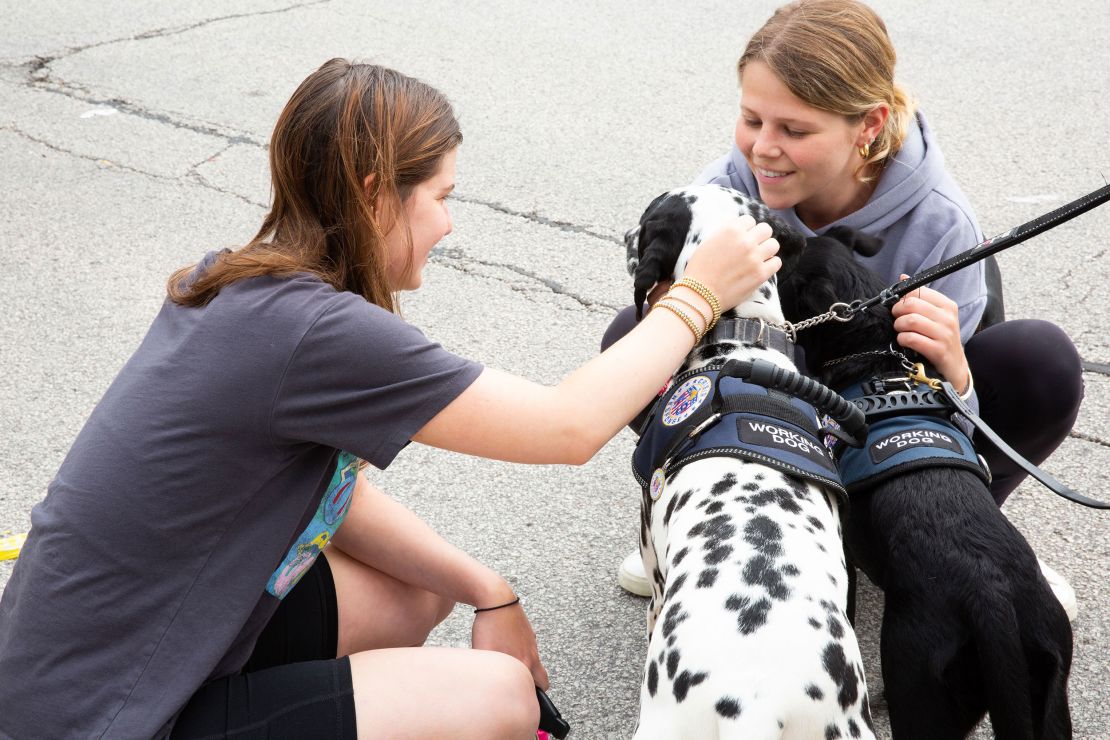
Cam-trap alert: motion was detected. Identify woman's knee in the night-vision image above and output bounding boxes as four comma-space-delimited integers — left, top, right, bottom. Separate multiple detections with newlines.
472, 651, 540, 736
348, 648, 538, 739
968, 319, 1084, 411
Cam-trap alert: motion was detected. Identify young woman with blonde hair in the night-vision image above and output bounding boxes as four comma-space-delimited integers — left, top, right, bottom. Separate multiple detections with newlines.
0, 59, 782, 739
612, 0, 1082, 621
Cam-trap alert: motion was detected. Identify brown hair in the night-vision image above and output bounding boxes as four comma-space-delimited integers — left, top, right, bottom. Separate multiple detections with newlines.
738, 0, 915, 181
168, 59, 462, 309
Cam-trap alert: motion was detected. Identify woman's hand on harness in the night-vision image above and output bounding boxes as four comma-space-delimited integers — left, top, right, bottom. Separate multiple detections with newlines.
891, 276, 971, 394
472, 597, 550, 690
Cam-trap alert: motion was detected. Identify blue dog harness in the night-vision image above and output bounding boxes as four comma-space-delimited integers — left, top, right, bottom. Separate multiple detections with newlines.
632, 365, 847, 500
833, 379, 989, 493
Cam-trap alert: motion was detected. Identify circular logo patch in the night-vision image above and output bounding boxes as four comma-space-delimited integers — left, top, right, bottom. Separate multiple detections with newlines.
662, 376, 712, 426
649, 468, 666, 500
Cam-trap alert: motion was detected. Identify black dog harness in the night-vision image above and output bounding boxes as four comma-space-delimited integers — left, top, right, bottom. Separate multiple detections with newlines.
632, 363, 855, 502
822, 362, 1110, 509
832, 375, 988, 493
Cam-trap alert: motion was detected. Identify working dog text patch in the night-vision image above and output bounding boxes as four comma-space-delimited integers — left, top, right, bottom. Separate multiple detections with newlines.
738, 418, 836, 472
869, 427, 962, 464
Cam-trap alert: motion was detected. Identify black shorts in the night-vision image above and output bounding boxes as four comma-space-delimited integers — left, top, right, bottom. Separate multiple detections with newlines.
171, 555, 357, 740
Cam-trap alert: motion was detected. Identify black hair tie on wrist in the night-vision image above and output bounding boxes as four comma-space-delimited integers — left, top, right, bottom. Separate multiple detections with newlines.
474, 596, 520, 613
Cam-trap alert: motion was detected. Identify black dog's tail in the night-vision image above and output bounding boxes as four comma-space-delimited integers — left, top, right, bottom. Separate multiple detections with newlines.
966, 590, 1036, 739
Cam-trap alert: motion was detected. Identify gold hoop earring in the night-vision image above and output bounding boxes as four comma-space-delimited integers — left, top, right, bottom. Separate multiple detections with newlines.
859, 141, 871, 159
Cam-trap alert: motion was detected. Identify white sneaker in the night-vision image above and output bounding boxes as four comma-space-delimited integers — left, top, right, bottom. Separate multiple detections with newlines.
1038, 558, 1077, 622
618, 549, 652, 597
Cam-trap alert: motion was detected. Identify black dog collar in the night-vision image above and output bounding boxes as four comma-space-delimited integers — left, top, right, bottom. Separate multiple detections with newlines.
704, 317, 795, 358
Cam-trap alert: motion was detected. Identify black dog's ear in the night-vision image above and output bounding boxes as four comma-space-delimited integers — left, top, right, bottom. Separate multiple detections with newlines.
762, 215, 806, 280
779, 270, 841, 324
823, 225, 883, 257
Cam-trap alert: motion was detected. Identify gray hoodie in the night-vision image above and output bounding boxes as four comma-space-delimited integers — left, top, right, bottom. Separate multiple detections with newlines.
693, 111, 986, 342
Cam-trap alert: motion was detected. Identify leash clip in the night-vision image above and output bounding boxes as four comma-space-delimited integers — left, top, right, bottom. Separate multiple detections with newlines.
907, 362, 943, 391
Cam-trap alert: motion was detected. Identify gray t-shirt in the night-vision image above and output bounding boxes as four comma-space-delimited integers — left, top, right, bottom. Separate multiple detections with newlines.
0, 255, 482, 739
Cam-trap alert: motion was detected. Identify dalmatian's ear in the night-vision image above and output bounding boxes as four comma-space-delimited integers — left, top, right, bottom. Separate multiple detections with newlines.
632, 216, 689, 319
823, 225, 883, 257
629, 191, 687, 319
624, 224, 641, 276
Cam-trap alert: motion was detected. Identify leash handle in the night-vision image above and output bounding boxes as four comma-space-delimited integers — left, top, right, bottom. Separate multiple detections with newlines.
857, 183, 1110, 311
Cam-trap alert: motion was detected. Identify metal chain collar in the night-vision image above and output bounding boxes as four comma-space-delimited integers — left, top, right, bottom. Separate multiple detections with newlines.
784, 300, 858, 337
822, 347, 916, 374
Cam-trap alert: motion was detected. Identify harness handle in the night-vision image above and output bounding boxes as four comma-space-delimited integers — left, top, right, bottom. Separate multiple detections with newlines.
717, 359, 868, 447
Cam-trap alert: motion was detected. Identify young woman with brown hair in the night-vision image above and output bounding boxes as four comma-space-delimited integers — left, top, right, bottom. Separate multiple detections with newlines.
0, 59, 782, 739
612, 0, 1082, 621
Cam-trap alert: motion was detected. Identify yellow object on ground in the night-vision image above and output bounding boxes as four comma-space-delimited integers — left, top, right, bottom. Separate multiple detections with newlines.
0, 532, 27, 560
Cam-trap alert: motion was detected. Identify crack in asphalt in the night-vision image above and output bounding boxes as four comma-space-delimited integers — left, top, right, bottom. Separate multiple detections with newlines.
1, 124, 180, 184
451, 194, 623, 246
430, 247, 623, 312
20, 79, 261, 148
14, 1, 331, 69
185, 142, 269, 210
1069, 430, 1110, 449
2, 124, 268, 211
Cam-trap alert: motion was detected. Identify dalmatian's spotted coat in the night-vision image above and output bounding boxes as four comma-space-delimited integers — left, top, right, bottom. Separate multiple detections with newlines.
625, 186, 875, 740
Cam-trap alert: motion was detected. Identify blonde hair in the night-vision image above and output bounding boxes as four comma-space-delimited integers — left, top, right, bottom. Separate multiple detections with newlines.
738, 0, 916, 181
168, 59, 462, 310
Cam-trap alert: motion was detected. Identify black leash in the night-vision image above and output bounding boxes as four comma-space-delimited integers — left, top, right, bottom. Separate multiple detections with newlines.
844, 183, 1110, 316
937, 379, 1110, 509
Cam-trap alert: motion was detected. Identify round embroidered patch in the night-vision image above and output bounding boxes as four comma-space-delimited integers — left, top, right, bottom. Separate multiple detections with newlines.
649, 468, 666, 500
662, 376, 712, 426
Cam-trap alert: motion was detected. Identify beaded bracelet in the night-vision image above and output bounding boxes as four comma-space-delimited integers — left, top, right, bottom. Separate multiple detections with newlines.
654, 300, 704, 343
672, 277, 722, 329
663, 295, 710, 330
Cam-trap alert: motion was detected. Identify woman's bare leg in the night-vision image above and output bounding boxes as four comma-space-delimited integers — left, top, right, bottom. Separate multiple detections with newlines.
324, 476, 540, 738
348, 647, 539, 739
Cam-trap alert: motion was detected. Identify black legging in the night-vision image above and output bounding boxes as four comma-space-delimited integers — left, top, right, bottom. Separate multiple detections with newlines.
965, 319, 1084, 504
602, 310, 1084, 506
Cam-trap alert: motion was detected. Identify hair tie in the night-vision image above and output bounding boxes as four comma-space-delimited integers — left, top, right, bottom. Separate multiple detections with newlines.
474, 596, 520, 614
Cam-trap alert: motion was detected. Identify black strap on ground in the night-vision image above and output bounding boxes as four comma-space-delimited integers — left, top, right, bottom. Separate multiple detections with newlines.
848, 183, 1110, 315
939, 380, 1110, 509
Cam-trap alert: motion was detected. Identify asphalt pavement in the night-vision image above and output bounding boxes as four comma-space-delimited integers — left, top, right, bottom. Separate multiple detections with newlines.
1, 2, 1108, 738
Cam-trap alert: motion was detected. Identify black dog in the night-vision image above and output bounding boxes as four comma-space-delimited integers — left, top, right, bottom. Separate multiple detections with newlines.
777, 226, 1073, 740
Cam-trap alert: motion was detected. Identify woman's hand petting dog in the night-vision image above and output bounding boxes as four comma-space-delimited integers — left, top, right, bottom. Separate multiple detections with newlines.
891, 274, 971, 394
681, 216, 782, 312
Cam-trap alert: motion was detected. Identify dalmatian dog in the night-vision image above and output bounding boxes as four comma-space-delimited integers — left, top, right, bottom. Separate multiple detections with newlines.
626, 185, 875, 740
